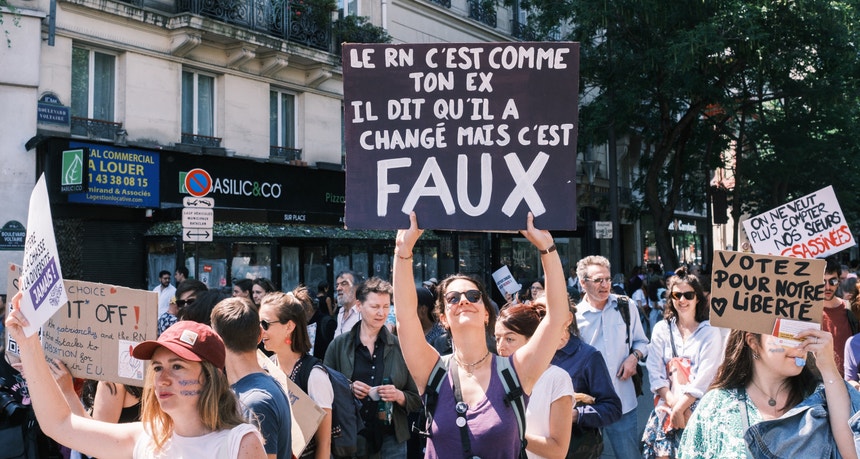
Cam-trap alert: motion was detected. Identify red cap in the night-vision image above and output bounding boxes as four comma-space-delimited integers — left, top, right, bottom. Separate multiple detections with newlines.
132, 321, 226, 369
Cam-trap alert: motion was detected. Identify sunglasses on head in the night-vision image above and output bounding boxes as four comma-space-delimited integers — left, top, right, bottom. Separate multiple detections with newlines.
444, 289, 482, 305
259, 319, 282, 331
826, 278, 840, 286
175, 297, 195, 308
671, 291, 696, 301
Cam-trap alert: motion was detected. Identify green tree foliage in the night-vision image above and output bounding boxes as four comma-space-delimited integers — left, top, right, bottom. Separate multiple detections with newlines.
514, 0, 860, 268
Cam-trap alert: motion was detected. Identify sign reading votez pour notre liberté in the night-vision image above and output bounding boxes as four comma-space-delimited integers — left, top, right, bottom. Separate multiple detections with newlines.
710, 250, 826, 335
742, 186, 855, 258
343, 43, 580, 230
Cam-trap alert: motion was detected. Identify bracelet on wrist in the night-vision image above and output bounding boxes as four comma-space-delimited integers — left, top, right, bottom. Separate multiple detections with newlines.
539, 243, 557, 255
396, 250, 413, 260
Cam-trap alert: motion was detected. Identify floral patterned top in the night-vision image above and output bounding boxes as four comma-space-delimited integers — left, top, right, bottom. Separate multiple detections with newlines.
677, 388, 762, 459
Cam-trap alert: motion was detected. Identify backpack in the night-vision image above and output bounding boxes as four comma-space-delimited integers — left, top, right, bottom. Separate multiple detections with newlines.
295, 353, 365, 458
415, 354, 528, 459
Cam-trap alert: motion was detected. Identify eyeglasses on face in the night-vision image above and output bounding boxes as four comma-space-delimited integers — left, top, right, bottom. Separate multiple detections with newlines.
671, 291, 696, 301
260, 319, 283, 331
825, 277, 840, 286
585, 277, 611, 285
444, 289, 482, 305
175, 297, 196, 308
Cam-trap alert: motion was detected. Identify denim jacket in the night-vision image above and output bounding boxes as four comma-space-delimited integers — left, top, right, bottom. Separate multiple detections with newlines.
744, 381, 860, 459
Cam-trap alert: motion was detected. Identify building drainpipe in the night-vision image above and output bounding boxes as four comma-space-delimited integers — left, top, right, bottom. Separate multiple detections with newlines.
381, 0, 388, 31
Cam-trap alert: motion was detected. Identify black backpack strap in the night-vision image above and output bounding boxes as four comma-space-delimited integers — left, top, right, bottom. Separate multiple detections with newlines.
423, 356, 449, 414
617, 295, 632, 348
496, 355, 527, 459
295, 353, 322, 393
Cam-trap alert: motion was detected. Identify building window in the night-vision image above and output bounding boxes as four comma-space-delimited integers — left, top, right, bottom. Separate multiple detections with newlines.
182, 70, 215, 137
270, 91, 296, 148
339, 0, 358, 16
71, 47, 115, 121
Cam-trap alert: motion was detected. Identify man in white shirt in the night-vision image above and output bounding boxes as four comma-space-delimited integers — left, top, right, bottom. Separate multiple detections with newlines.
575, 255, 649, 459
152, 270, 175, 319
334, 270, 362, 337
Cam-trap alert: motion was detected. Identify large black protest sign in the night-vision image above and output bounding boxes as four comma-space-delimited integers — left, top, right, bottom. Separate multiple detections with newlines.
343, 43, 580, 230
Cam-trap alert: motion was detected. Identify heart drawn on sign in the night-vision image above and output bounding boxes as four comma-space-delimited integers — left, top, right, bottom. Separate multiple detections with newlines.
711, 298, 728, 317
110, 287, 117, 294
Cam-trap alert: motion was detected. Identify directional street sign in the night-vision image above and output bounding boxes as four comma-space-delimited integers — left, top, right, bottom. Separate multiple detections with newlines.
183, 228, 213, 242
182, 208, 214, 228
183, 196, 215, 208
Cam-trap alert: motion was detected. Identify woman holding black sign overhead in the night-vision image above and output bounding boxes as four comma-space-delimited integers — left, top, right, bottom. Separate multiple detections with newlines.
393, 212, 568, 459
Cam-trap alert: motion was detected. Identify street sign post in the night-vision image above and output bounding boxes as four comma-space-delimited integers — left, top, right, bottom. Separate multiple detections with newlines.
183, 228, 213, 242
182, 208, 214, 228
595, 221, 613, 239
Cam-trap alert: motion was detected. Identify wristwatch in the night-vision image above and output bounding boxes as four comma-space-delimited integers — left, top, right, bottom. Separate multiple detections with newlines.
631, 349, 644, 361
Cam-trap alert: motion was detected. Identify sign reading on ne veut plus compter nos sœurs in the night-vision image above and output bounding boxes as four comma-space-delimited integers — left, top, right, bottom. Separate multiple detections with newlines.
342, 42, 580, 231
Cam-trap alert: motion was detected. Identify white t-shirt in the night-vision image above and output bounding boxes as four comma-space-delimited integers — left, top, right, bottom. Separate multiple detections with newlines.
307, 366, 334, 409
632, 288, 649, 309
525, 365, 575, 459
152, 284, 175, 318
133, 423, 260, 459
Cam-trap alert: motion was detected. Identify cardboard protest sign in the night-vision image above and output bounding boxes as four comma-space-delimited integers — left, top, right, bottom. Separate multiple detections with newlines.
19, 174, 68, 337
40, 280, 157, 385
343, 42, 580, 231
742, 185, 854, 258
258, 351, 325, 458
710, 250, 825, 335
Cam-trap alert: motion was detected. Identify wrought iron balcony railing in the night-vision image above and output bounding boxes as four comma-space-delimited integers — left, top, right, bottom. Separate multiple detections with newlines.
181, 133, 223, 147
71, 117, 123, 141
467, 0, 497, 28
176, 0, 332, 51
424, 0, 451, 8
269, 146, 302, 161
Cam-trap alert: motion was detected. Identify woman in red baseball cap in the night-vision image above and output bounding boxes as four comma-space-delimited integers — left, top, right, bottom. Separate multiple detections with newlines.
5, 292, 266, 459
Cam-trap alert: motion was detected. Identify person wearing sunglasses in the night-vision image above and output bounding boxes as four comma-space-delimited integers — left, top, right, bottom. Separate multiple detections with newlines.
820, 259, 860, 380
393, 212, 569, 459
259, 287, 335, 459
574, 255, 649, 459
157, 279, 208, 335
641, 267, 722, 458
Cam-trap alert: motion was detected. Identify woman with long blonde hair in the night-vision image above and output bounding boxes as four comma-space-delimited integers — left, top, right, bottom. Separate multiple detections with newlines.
5, 292, 266, 459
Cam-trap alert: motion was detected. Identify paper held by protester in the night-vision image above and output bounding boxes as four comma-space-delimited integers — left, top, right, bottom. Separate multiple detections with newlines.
18, 174, 68, 337
492, 265, 521, 297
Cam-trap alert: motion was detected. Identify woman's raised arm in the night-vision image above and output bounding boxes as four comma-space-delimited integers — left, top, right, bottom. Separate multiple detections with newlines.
512, 213, 568, 394
6, 292, 141, 458
393, 212, 439, 390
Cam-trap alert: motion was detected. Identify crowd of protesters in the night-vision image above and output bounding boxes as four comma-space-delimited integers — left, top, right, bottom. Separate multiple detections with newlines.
5, 225, 860, 459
